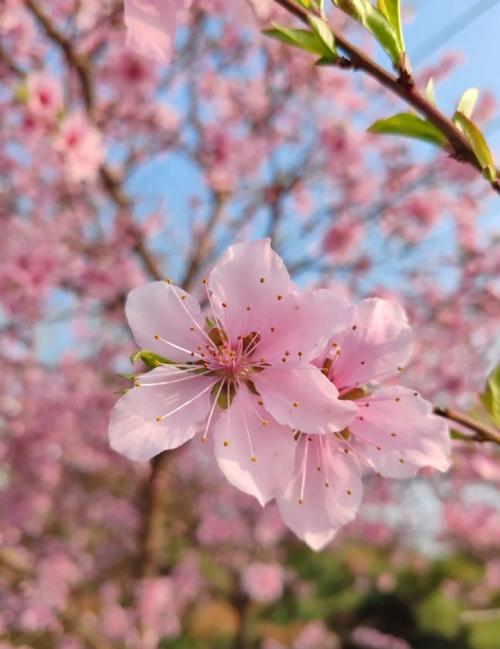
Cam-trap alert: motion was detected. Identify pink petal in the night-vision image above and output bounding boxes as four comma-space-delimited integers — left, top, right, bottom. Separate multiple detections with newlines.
213, 391, 295, 506
350, 385, 451, 478
207, 239, 295, 343
109, 366, 215, 460
253, 366, 356, 434
277, 435, 363, 551
126, 281, 205, 363
124, 0, 177, 63
257, 289, 353, 363
329, 298, 413, 390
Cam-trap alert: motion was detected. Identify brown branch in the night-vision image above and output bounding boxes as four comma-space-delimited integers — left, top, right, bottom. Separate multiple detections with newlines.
135, 453, 171, 577
24, 0, 164, 282
434, 406, 500, 445
272, 0, 500, 195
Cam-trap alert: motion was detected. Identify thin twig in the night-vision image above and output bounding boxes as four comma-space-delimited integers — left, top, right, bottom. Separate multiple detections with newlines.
434, 407, 500, 445
272, 0, 500, 194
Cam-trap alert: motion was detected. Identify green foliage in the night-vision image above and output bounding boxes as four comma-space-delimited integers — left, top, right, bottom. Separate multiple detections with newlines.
453, 112, 497, 181
417, 591, 462, 638
263, 23, 337, 60
481, 365, 500, 426
456, 87, 479, 119
368, 112, 448, 147
377, 0, 405, 53
130, 349, 174, 368
307, 15, 338, 59
468, 620, 500, 649
332, 0, 403, 65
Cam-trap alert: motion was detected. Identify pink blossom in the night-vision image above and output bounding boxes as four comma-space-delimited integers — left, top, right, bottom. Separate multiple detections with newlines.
26, 71, 63, 121
54, 113, 105, 182
124, 0, 192, 64
135, 577, 180, 646
277, 298, 451, 550
241, 562, 284, 603
294, 620, 339, 649
350, 627, 412, 649
109, 239, 355, 506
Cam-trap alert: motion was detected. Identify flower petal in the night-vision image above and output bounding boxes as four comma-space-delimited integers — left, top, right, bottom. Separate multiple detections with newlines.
207, 239, 295, 343
329, 298, 413, 390
257, 289, 353, 363
109, 366, 215, 461
277, 435, 363, 551
350, 385, 451, 478
213, 391, 296, 506
253, 366, 356, 434
126, 281, 205, 363
124, 0, 177, 63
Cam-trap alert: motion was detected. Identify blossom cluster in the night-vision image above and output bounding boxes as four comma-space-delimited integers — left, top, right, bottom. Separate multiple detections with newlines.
109, 240, 451, 550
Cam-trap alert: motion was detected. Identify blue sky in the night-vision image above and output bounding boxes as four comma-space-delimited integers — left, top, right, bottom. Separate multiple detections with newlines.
33, 0, 500, 362
405, 0, 500, 147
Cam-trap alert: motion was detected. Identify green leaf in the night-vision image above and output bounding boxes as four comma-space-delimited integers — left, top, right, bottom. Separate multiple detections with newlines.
453, 111, 497, 181
307, 15, 338, 58
263, 24, 334, 58
456, 87, 479, 119
333, 0, 401, 64
377, 0, 405, 53
481, 365, 500, 426
424, 78, 436, 105
130, 349, 174, 369
368, 112, 447, 147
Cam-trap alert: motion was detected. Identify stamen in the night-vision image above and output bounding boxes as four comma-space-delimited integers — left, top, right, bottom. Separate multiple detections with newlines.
156, 380, 216, 422
298, 437, 309, 505
238, 384, 257, 463
153, 334, 203, 359
170, 285, 219, 353
202, 380, 225, 442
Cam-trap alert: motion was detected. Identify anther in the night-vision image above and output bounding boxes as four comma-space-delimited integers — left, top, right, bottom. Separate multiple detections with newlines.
257, 400, 264, 406
154, 334, 160, 340
155, 416, 162, 422
346, 490, 352, 496
352, 325, 357, 330
292, 402, 299, 408
261, 419, 268, 426
251, 455, 257, 463
246, 305, 251, 311
324, 481, 330, 488
223, 440, 230, 447
270, 327, 276, 332
222, 302, 227, 308
298, 498, 304, 505
277, 295, 283, 300
399, 458, 405, 464
395, 397, 401, 402
259, 277, 265, 283
390, 433, 397, 437
281, 357, 287, 363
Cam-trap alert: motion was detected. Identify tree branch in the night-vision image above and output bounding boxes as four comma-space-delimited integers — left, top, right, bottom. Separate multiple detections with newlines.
434, 407, 500, 445
272, 0, 500, 194
24, 0, 164, 281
